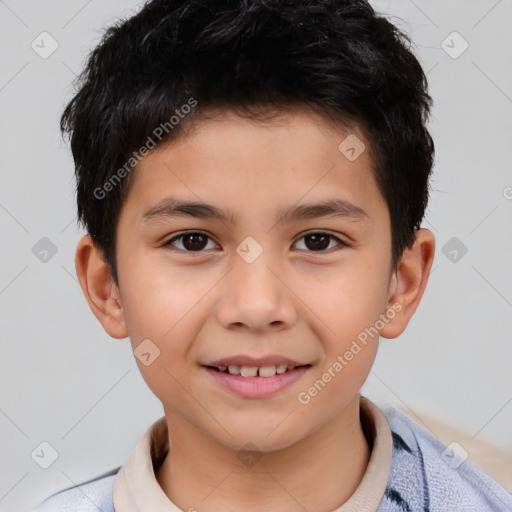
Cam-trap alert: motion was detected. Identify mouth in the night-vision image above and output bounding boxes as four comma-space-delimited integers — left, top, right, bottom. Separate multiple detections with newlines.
201, 361, 312, 398
204, 363, 310, 378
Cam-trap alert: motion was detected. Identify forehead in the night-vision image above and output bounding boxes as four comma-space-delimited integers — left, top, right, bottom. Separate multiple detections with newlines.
121, 108, 384, 223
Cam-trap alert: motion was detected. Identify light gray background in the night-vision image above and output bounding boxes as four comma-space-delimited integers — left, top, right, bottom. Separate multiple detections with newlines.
1, 0, 511, 510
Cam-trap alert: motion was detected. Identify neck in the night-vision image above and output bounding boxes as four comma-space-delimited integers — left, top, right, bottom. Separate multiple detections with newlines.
155, 396, 370, 512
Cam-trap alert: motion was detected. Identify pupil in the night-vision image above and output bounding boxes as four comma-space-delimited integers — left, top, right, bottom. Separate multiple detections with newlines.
181, 234, 330, 251
184, 233, 207, 251
306, 234, 329, 251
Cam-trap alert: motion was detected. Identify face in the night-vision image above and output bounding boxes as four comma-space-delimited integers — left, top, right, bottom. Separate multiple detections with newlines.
113, 108, 396, 452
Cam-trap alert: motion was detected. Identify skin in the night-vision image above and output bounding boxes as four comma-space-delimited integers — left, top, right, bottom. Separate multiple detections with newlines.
75, 108, 435, 512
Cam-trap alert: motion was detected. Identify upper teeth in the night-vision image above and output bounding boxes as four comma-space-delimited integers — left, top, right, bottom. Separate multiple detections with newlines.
218, 364, 295, 377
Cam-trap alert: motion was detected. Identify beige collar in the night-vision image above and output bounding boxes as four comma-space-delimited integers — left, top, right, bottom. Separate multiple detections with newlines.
113, 396, 392, 511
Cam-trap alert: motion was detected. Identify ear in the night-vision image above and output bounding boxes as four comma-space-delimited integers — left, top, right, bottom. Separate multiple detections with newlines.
380, 229, 435, 339
75, 234, 128, 339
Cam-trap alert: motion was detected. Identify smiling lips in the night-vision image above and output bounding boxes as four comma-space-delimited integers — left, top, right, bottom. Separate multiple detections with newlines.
202, 356, 312, 397
203, 355, 311, 378
212, 363, 299, 378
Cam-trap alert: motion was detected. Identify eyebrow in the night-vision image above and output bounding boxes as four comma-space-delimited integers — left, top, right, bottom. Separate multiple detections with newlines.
142, 197, 368, 225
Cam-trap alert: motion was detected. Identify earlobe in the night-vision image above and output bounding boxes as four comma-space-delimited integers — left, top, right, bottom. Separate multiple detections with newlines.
75, 234, 128, 339
380, 229, 435, 339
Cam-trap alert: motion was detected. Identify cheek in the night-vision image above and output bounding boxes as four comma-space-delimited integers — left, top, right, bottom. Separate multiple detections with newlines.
120, 255, 218, 343
294, 274, 383, 418
300, 256, 390, 402
117, 256, 224, 398
303, 259, 390, 340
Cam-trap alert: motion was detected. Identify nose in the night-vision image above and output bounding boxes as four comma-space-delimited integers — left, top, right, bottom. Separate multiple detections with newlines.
214, 250, 298, 333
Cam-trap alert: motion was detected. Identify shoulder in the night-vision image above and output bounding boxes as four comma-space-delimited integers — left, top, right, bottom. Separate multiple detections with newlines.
379, 407, 512, 511
31, 467, 120, 512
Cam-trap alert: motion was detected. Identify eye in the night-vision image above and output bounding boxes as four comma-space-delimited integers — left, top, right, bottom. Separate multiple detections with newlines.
163, 231, 218, 252
293, 232, 346, 252
163, 230, 347, 253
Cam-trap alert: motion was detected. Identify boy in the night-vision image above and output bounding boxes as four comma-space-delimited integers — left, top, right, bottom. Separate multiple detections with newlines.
35, 0, 512, 510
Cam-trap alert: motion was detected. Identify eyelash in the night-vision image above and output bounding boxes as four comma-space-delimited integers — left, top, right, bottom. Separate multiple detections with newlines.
162, 231, 348, 254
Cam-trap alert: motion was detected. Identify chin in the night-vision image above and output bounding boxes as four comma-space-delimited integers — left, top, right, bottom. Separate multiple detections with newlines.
216, 420, 307, 454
